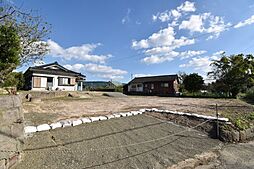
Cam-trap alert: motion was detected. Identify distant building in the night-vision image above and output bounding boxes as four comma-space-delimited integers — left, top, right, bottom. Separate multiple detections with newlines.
123, 75, 179, 96
24, 62, 85, 91
83, 81, 116, 92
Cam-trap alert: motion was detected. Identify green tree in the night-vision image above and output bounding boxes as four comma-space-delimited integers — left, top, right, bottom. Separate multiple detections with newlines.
178, 71, 187, 92
0, 25, 21, 83
183, 73, 204, 92
0, 2, 50, 85
209, 54, 254, 97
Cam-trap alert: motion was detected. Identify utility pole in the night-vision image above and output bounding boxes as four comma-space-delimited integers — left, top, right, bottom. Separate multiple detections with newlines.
216, 104, 219, 139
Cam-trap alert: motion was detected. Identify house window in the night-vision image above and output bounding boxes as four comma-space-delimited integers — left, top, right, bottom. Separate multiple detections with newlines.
59, 77, 70, 85
131, 84, 136, 89
137, 84, 142, 88
161, 83, 169, 87
151, 83, 154, 89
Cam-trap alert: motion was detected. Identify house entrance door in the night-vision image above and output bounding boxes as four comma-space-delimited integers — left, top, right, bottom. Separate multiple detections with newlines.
47, 77, 53, 90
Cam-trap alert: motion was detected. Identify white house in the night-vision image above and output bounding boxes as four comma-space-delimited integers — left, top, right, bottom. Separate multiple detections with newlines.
24, 62, 85, 91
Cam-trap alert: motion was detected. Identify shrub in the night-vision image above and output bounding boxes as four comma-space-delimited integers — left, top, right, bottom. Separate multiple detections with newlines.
245, 87, 254, 101
247, 112, 254, 121
234, 118, 250, 130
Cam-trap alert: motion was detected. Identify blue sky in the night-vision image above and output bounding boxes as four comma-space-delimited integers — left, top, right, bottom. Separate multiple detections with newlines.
12, 0, 254, 82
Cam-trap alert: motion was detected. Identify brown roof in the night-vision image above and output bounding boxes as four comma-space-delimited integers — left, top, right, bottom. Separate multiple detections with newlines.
129, 75, 178, 84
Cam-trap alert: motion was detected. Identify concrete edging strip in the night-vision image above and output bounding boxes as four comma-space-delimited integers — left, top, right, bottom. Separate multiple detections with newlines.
24, 108, 229, 134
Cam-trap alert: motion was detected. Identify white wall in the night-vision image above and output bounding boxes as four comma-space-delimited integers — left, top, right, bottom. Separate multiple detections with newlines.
41, 77, 47, 88
128, 83, 143, 92
31, 73, 77, 91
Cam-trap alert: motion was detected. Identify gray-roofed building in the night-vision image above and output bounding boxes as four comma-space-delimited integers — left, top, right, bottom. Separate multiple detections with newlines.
24, 62, 85, 91
123, 75, 179, 96
83, 81, 116, 91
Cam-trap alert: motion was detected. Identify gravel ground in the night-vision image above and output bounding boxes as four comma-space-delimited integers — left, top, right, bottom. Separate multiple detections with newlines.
14, 115, 221, 169
22, 92, 254, 125
217, 141, 254, 169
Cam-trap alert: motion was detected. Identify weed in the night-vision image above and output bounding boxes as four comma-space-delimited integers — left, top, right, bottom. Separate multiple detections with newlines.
234, 118, 250, 130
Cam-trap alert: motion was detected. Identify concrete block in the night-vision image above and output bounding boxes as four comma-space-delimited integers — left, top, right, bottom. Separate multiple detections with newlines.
72, 119, 83, 126
176, 111, 184, 115
89, 116, 100, 122
113, 114, 121, 118
119, 113, 128, 117
240, 130, 247, 141
218, 117, 229, 122
81, 118, 91, 123
137, 111, 143, 115
60, 120, 72, 128
131, 111, 139, 115
151, 108, 159, 112
126, 112, 132, 116
98, 116, 107, 121
157, 109, 164, 113
50, 122, 62, 129
37, 124, 51, 131
139, 109, 146, 113
184, 113, 192, 116
105, 115, 115, 119
163, 110, 170, 113
24, 126, 37, 133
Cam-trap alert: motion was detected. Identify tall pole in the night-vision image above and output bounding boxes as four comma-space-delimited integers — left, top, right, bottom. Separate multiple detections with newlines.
216, 104, 219, 139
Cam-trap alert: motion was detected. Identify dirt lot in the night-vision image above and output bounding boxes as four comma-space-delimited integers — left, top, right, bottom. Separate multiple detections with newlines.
22, 91, 254, 125
14, 115, 222, 169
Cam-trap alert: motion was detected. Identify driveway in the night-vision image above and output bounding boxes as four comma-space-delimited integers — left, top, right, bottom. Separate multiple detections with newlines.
14, 115, 220, 169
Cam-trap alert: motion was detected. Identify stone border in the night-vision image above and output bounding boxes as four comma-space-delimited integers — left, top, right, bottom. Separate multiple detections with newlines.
24, 108, 230, 135
24, 110, 145, 134
145, 108, 229, 122
220, 126, 254, 142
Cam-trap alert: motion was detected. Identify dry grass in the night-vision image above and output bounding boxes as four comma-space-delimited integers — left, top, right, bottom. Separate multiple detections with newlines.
22, 91, 254, 124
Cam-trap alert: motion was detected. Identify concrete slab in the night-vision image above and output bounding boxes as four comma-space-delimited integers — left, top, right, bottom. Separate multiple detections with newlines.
37, 124, 51, 132
50, 122, 62, 129
72, 119, 82, 126
81, 118, 91, 123
24, 126, 37, 133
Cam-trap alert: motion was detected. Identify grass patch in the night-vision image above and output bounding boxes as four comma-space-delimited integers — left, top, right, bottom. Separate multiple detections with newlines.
181, 91, 235, 99
222, 111, 254, 131
235, 118, 250, 130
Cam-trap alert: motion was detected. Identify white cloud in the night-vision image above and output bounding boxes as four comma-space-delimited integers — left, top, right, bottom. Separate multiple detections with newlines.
152, 1, 195, 23
64, 63, 127, 80
209, 50, 225, 60
179, 56, 212, 72
179, 14, 207, 32
213, 50, 224, 56
142, 50, 206, 64
122, 8, 131, 24
177, 1, 196, 12
179, 13, 231, 39
133, 74, 156, 78
179, 51, 223, 73
179, 50, 207, 59
132, 26, 194, 50
47, 40, 110, 63
132, 25, 202, 64
234, 15, 254, 28
142, 51, 179, 64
